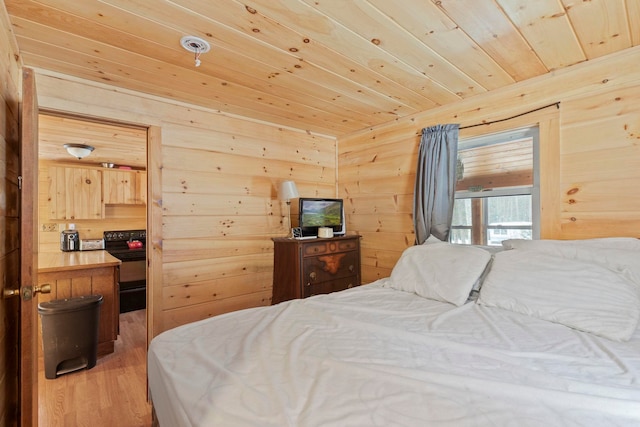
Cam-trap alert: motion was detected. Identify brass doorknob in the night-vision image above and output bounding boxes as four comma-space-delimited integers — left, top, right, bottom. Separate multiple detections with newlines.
35, 284, 52, 294
3, 284, 51, 299
3, 288, 19, 298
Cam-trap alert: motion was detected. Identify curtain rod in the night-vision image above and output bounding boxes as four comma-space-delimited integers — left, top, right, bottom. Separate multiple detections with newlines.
459, 101, 560, 130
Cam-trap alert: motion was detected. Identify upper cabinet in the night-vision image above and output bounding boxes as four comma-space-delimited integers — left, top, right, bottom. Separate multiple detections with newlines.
103, 169, 147, 205
47, 165, 147, 220
48, 166, 103, 220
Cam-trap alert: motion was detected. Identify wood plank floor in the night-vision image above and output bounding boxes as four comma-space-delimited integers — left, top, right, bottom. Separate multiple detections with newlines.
38, 309, 152, 427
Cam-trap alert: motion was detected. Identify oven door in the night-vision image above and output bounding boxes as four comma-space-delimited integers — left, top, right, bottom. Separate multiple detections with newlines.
118, 259, 146, 313
120, 259, 146, 283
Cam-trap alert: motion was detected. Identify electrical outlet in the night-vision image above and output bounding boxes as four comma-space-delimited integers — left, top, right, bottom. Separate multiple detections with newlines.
42, 223, 58, 232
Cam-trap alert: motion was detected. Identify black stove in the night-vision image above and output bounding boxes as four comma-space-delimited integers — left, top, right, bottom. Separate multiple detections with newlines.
104, 229, 147, 313
103, 230, 147, 261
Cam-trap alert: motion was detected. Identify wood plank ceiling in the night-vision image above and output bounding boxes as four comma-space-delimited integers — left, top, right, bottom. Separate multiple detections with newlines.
5, 0, 640, 137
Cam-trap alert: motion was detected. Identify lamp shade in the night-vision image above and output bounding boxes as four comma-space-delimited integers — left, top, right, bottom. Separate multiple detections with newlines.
64, 143, 94, 159
279, 180, 299, 201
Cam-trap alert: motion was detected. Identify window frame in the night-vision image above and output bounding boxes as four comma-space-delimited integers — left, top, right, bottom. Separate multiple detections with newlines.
452, 126, 540, 244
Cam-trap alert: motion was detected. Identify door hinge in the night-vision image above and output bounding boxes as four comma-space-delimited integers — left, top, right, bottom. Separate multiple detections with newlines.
18, 176, 22, 190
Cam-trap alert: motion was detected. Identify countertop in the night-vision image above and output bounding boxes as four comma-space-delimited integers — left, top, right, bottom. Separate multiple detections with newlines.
38, 250, 121, 273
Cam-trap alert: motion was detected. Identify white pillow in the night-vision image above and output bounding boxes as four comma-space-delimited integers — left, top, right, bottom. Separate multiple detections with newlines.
503, 237, 640, 251
478, 250, 640, 341
387, 243, 491, 306
501, 239, 640, 287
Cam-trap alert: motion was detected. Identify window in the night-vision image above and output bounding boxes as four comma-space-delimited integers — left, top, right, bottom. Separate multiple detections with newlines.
450, 127, 539, 246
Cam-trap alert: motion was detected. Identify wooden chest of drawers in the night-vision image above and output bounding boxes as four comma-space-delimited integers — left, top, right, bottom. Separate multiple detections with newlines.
271, 235, 361, 304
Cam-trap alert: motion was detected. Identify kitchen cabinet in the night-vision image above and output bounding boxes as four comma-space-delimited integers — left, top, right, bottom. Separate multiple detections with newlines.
38, 251, 121, 357
48, 166, 102, 220
103, 169, 147, 205
272, 235, 361, 304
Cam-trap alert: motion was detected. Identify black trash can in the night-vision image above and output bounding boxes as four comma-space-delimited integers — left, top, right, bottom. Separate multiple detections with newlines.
38, 294, 103, 379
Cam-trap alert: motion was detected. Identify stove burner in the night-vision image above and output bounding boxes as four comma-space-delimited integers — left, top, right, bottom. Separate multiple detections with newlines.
104, 230, 146, 242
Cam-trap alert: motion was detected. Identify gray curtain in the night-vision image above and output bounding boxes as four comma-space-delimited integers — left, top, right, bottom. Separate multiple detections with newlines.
413, 124, 459, 244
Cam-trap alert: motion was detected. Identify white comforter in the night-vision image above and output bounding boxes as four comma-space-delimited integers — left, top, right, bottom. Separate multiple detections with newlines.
148, 281, 640, 426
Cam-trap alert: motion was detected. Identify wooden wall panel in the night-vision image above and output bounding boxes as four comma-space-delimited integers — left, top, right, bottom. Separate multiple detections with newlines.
162, 272, 271, 311
162, 237, 273, 263
34, 71, 337, 335
157, 118, 335, 333
339, 46, 640, 284
162, 291, 272, 331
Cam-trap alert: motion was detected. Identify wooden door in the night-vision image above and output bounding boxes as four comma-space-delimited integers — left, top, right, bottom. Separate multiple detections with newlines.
1, 58, 24, 427
20, 67, 39, 426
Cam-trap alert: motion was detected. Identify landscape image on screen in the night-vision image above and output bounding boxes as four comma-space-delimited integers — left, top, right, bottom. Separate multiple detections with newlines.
301, 200, 342, 226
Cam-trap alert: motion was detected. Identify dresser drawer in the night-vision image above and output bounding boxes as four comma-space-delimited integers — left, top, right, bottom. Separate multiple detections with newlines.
304, 276, 358, 298
303, 250, 359, 283
303, 239, 358, 257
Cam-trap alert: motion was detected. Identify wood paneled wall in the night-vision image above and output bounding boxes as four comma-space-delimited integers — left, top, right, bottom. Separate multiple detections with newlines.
339, 46, 640, 284
0, 3, 21, 424
34, 70, 337, 335
158, 120, 335, 330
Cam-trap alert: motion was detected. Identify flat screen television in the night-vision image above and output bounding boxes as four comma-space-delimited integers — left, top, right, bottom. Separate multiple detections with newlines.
298, 198, 344, 236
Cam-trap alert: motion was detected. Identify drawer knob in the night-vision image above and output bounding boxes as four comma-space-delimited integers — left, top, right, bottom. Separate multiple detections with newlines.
348, 264, 354, 272
309, 271, 317, 281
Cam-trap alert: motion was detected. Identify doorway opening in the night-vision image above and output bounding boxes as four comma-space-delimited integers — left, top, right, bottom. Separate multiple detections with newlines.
36, 112, 150, 425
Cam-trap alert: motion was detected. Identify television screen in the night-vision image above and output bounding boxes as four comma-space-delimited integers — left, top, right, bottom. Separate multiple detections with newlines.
299, 198, 344, 235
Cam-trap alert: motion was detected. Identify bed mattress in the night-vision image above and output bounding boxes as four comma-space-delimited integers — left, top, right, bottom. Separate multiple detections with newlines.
148, 280, 640, 426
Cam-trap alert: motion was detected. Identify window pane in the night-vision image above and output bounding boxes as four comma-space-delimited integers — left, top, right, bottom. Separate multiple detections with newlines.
487, 228, 531, 245
451, 198, 471, 226
487, 195, 531, 224
486, 195, 532, 245
449, 228, 471, 245
451, 199, 471, 244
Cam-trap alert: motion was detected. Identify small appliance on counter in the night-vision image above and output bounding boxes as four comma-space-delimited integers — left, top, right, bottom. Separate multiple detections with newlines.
60, 225, 79, 252
79, 239, 105, 251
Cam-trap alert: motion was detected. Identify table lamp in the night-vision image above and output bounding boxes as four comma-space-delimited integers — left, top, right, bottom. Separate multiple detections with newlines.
279, 180, 299, 237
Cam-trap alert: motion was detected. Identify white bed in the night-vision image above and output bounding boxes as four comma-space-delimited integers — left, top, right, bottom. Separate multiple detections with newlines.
148, 238, 640, 426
